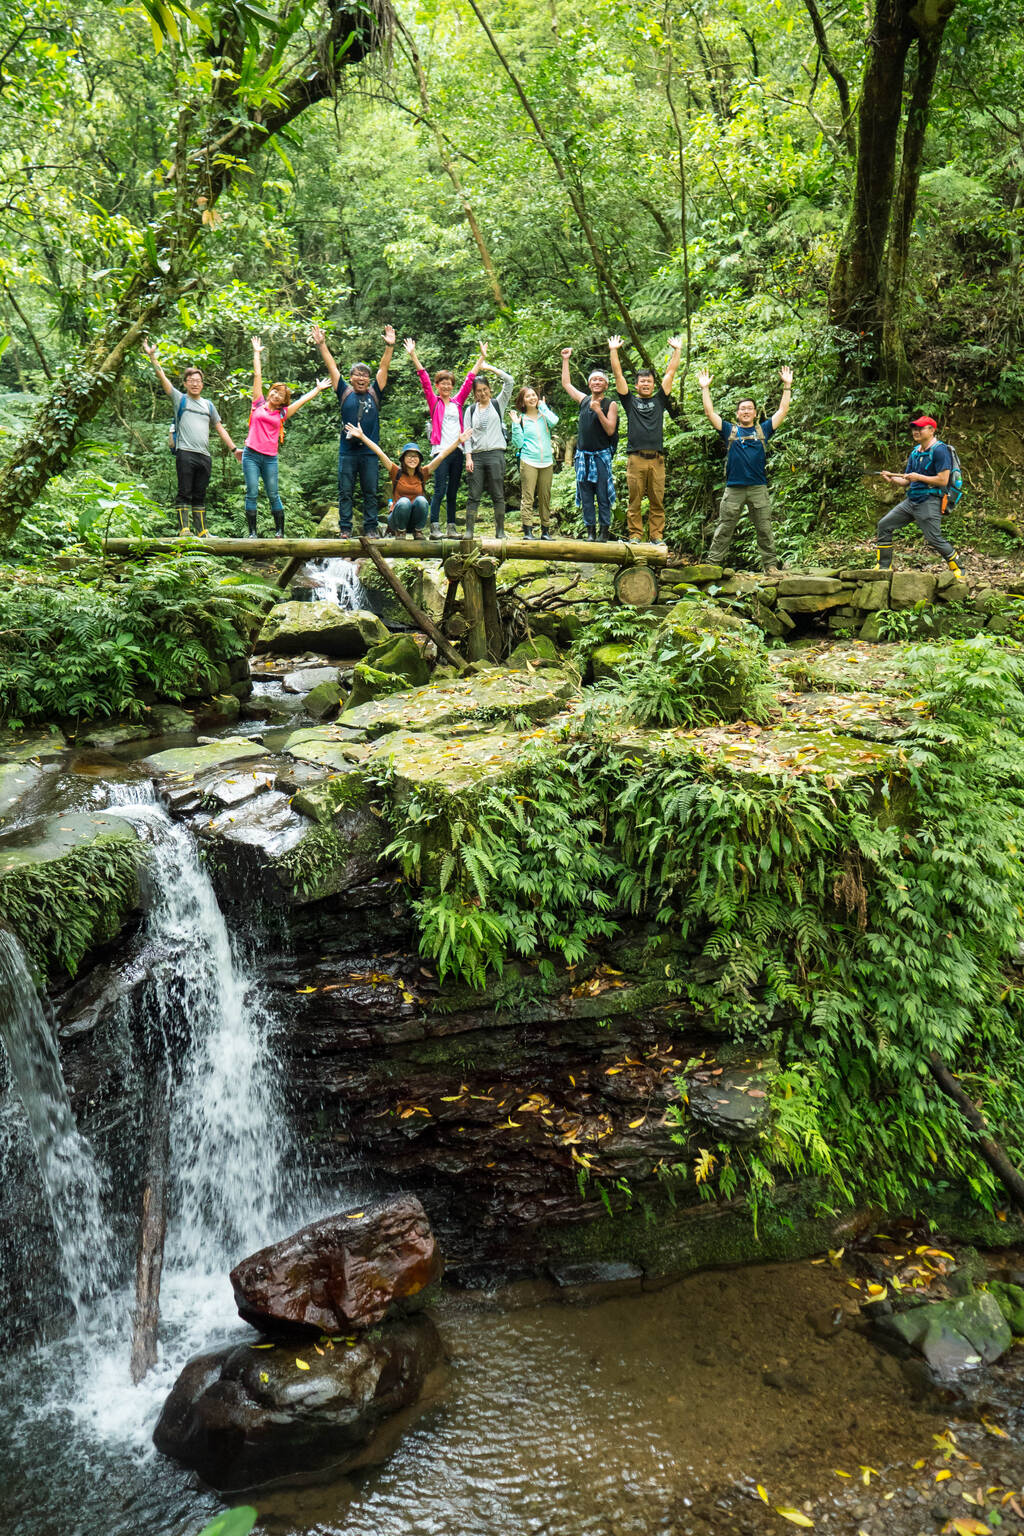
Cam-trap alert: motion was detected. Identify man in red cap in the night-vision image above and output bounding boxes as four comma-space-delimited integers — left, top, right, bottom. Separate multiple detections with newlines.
876, 417, 962, 577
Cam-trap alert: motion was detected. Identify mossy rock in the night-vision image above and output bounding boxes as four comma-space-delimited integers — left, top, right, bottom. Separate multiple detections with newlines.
339, 669, 578, 739
346, 634, 432, 712
143, 737, 267, 777
255, 602, 389, 658
0, 762, 41, 821
0, 727, 69, 764
280, 725, 368, 772
357, 559, 445, 627
315, 507, 341, 537
590, 642, 633, 682
363, 728, 563, 800
507, 635, 560, 670
291, 771, 375, 823
989, 1281, 1024, 1334
77, 720, 155, 750
304, 679, 347, 721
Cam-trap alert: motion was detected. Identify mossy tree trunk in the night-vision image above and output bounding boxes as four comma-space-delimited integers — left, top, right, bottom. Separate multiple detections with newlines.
0, 0, 390, 548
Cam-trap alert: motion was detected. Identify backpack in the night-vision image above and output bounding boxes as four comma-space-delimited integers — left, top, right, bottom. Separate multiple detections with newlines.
170, 394, 215, 454
726, 421, 768, 451
465, 398, 507, 448
940, 442, 964, 515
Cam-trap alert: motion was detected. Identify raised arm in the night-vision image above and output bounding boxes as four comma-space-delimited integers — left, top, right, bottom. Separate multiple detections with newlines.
771, 365, 793, 430
213, 418, 243, 463
141, 339, 176, 400
482, 362, 514, 414
662, 336, 684, 395
406, 339, 437, 409
607, 335, 628, 397
425, 429, 471, 477
250, 336, 264, 402
376, 323, 396, 391
697, 368, 722, 431
344, 422, 395, 472
310, 324, 341, 391
560, 347, 586, 405
284, 377, 332, 420
456, 340, 487, 405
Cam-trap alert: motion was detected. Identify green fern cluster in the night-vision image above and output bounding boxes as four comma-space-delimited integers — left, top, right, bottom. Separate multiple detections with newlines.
387, 633, 1024, 1213
0, 560, 272, 726
619, 598, 774, 727
0, 833, 142, 980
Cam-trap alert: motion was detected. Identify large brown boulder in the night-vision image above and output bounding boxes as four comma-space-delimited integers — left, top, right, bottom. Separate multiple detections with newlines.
230, 1196, 443, 1334
153, 1314, 445, 1491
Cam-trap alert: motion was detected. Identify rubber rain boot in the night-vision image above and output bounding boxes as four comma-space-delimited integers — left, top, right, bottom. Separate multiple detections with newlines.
876, 544, 893, 570
177, 507, 190, 537
494, 512, 505, 538
464, 510, 476, 538
246, 512, 257, 537
193, 508, 208, 538
521, 524, 535, 540
947, 554, 964, 579
273, 510, 285, 540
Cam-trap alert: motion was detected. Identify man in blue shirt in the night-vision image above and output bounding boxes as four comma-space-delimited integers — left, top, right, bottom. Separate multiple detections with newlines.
698, 366, 793, 571
876, 416, 962, 577
312, 323, 395, 537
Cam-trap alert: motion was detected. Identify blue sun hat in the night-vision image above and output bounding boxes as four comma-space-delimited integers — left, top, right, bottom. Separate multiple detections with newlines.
399, 442, 424, 461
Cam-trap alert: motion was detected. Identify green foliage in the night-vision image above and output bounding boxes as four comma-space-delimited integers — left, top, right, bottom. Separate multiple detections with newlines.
195, 1509, 258, 1536
0, 559, 271, 726
620, 598, 773, 727
568, 604, 660, 672
0, 834, 142, 979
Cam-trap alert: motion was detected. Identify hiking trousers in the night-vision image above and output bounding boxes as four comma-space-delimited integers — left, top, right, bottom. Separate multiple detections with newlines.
708, 483, 777, 567
626, 453, 665, 542
875, 495, 953, 563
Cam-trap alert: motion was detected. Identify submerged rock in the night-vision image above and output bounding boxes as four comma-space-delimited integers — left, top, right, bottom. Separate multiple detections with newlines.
153, 1313, 445, 1492
230, 1196, 444, 1333
255, 602, 388, 658
876, 1291, 1012, 1377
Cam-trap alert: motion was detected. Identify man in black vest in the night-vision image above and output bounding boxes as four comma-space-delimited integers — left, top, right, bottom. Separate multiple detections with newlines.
560, 347, 619, 540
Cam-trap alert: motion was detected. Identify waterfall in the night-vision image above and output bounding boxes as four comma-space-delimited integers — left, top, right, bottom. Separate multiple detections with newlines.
110, 791, 300, 1269
311, 557, 368, 610
0, 929, 113, 1321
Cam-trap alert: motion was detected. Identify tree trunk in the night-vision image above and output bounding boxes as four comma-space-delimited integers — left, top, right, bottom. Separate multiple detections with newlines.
104, 534, 674, 565
0, 3, 389, 547
829, 0, 955, 366
880, 19, 950, 380
927, 1051, 1024, 1212
829, 0, 916, 345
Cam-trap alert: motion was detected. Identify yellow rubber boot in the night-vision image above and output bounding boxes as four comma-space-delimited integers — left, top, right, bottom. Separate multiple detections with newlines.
947, 555, 963, 580
176, 506, 190, 537
193, 508, 208, 538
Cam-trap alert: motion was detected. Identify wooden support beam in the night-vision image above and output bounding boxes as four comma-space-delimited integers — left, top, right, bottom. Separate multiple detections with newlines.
461, 538, 488, 662
358, 537, 467, 671
103, 536, 671, 567
479, 556, 503, 662
276, 555, 304, 590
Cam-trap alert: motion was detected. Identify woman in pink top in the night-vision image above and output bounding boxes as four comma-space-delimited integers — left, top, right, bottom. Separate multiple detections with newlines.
404, 337, 486, 537
243, 335, 330, 537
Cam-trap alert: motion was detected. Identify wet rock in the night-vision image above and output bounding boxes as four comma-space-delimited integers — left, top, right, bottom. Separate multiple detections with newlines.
362, 728, 544, 798
876, 1292, 1011, 1377
687, 1065, 774, 1142
0, 727, 68, 763
255, 602, 389, 659
890, 571, 937, 607
144, 737, 266, 776
806, 1306, 845, 1339
240, 691, 307, 724
76, 720, 155, 750
0, 811, 140, 876
201, 769, 278, 809
190, 693, 241, 728
152, 1313, 445, 1492
852, 580, 891, 612
671, 564, 723, 583
283, 665, 342, 694
339, 668, 577, 739
0, 761, 41, 820
280, 725, 369, 773
149, 704, 196, 735
548, 1261, 643, 1302
230, 1196, 443, 1333
303, 679, 347, 721
988, 1280, 1024, 1333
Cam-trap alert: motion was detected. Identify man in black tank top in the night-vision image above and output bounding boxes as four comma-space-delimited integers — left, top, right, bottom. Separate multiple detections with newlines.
560, 346, 619, 539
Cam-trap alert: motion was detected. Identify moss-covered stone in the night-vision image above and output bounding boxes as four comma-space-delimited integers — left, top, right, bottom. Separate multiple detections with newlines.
291, 772, 375, 823
0, 727, 68, 764
507, 635, 560, 670
304, 679, 347, 720
144, 737, 266, 776
339, 669, 578, 739
254, 602, 389, 658
590, 642, 633, 681
346, 634, 431, 713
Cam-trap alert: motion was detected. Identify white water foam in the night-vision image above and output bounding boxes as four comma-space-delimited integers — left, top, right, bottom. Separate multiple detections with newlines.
311, 557, 368, 610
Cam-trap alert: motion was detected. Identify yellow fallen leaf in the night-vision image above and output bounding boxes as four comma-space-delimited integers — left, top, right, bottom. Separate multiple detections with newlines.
756, 1485, 769, 1505
628, 1117, 646, 1128
295, 986, 317, 994
295, 1359, 310, 1370
860, 1467, 878, 1485
866, 1283, 888, 1299
346, 1212, 364, 1219
944, 1521, 991, 1535
774, 1508, 814, 1527
980, 1417, 1008, 1438
833, 1469, 851, 1478
250, 1343, 274, 1349
936, 1469, 952, 1482
605, 1067, 622, 1075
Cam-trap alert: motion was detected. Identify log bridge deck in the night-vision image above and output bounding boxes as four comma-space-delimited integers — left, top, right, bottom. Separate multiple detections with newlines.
103, 535, 671, 665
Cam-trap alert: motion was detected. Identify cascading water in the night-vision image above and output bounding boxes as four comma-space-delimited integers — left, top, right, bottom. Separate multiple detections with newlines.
0, 929, 113, 1322
311, 557, 368, 610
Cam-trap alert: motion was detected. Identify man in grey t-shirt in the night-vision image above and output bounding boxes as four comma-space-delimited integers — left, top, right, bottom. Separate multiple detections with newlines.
142, 340, 241, 535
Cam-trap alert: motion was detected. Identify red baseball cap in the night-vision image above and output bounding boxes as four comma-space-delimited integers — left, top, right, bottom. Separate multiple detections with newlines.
910, 415, 937, 429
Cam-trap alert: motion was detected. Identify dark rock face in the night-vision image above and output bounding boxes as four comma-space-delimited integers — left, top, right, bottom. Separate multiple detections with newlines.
230, 1197, 443, 1333
153, 1313, 445, 1492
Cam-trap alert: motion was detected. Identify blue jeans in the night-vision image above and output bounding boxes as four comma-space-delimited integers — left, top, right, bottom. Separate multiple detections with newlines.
429, 448, 464, 527
338, 446, 380, 534
242, 447, 283, 514
574, 448, 615, 531
389, 495, 429, 534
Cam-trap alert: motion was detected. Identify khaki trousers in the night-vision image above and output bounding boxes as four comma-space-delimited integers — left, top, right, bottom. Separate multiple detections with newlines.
626, 454, 665, 541
708, 483, 777, 567
519, 461, 553, 528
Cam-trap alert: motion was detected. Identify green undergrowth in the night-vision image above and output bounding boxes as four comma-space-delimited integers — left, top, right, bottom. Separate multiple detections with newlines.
385, 632, 1024, 1215
0, 834, 143, 980
0, 558, 273, 727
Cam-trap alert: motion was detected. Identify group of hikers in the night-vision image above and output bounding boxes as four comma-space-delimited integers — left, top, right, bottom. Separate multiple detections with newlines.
141, 328, 963, 577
